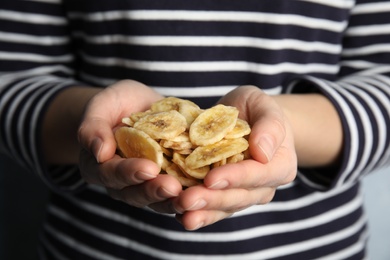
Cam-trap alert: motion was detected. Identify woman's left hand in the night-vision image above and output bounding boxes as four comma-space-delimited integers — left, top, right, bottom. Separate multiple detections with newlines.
170, 85, 297, 230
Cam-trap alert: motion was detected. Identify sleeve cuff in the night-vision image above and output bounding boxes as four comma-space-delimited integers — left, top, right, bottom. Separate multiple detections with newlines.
283, 76, 352, 191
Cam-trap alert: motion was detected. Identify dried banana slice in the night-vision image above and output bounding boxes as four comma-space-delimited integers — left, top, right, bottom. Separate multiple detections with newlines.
121, 117, 135, 127
114, 127, 163, 168
129, 110, 155, 123
165, 164, 200, 187
133, 110, 187, 140
160, 139, 193, 151
212, 158, 227, 168
172, 153, 210, 179
189, 104, 239, 146
175, 148, 193, 155
179, 103, 203, 129
151, 97, 198, 112
225, 118, 251, 139
185, 137, 249, 169
226, 153, 245, 164
161, 156, 172, 171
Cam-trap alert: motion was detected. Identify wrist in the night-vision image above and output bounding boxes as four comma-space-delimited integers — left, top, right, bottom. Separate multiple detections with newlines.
42, 86, 102, 164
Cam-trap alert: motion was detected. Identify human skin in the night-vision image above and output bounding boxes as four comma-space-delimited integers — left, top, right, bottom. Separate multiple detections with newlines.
42, 81, 343, 230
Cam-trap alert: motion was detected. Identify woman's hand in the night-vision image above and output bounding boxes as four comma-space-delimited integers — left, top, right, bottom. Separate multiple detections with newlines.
78, 80, 183, 209
172, 85, 297, 230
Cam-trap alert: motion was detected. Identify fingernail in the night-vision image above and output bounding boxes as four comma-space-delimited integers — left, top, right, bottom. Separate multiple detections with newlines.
258, 135, 274, 162
188, 222, 204, 231
157, 187, 178, 199
208, 180, 229, 189
135, 171, 156, 181
92, 138, 103, 163
187, 199, 207, 211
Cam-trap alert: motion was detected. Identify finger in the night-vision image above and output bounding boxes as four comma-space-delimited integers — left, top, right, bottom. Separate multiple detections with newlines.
204, 149, 296, 190
148, 200, 177, 214
79, 149, 160, 189
247, 96, 287, 164
108, 174, 182, 208
173, 185, 275, 214
176, 210, 233, 231
78, 117, 117, 163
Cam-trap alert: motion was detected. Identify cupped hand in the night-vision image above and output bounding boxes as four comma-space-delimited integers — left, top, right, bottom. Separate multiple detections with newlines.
172, 85, 297, 230
78, 80, 182, 209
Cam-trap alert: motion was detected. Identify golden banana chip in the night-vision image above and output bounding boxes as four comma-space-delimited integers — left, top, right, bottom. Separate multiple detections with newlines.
226, 153, 245, 164
129, 110, 155, 123
133, 110, 187, 140
160, 139, 193, 151
189, 104, 239, 146
114, 127, 163, 168
165, 164, 200, 187
225, 118, 251, 139
151, 97, 198, 112
185, 138, 249, 169
172, 153, 210, 179
121, 117, 135, 127
179, 103, 203, 129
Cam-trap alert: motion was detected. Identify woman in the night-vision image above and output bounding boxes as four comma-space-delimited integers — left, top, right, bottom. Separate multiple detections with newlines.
1, 0, 389, 259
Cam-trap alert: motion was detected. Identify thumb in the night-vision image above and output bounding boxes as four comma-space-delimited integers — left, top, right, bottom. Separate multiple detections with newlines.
78, 117, 117, 163
248, 103, 287, 164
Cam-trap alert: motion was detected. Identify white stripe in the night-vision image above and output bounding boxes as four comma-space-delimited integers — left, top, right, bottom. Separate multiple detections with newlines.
355, 65, 390, 76
26, 0, 60, 3
340, 77, 389, 174
299, 0, 354, 9
295, 171, 327, 190
76, 33, 341, 54
48, 205, 179, 260
363, 76, 390, 169
154, 85, 282, 97
40, 232, 68, 260
64, 181, 360, 243
79, 71, 282, 97
0, 65, 74, 80
318, 229, 369, 260
340, 60, 378, 70
246, 214, 367, 260
69, 10, 347, 32
51, 191, 365, 259
0, 51, 73, 63
330, 83, 366, 187
30, 82, 75, 186
351, 2, 390, 14
153, 86, 237, 97
0, 31, 69, 45
44, 224, 122, 260
342, 44, 390, 57
337, 82, 374, 181
346, 24, 390, 36
233, 181, 354, 216
17, 80, 60, 168
0, 10, 66, 24
81, 53, 339, 74
2, 77, 53, 165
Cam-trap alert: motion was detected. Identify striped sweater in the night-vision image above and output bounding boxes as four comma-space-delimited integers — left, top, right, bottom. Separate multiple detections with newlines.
1, 0, 389, 259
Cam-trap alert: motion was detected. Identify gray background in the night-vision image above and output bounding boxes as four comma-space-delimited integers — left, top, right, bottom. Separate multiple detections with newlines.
1, 156, 389, 260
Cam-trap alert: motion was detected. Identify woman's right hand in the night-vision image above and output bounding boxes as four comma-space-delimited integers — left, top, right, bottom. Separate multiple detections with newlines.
78, 80, 183, 210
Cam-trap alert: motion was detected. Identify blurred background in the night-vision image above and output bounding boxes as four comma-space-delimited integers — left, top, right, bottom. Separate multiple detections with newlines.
1, 155, 389, 259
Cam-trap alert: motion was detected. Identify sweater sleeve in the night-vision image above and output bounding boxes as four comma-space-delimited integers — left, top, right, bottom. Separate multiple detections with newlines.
285, 1, 390, 190
0, 1, 86, 193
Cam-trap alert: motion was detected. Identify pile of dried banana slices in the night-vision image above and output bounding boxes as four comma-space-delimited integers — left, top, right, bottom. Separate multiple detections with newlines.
115, 97, 251, 187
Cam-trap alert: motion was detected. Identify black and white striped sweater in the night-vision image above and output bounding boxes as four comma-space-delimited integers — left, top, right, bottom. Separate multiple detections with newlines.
1, 0, 389, 259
